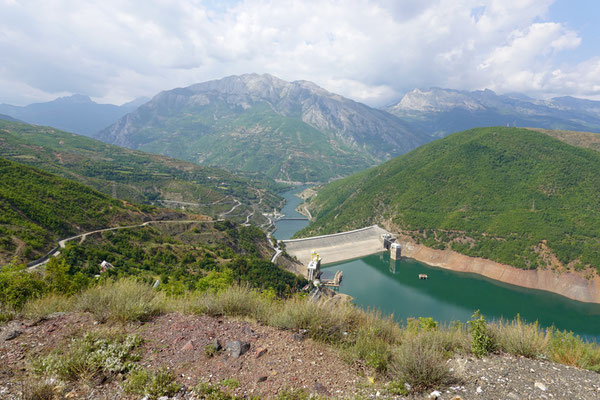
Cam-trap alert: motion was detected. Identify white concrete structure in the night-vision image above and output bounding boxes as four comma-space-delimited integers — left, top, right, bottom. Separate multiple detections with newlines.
282, 225, 390, 265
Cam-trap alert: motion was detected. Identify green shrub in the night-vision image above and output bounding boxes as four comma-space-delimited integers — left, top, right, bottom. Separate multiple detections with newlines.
76, 278, 165, 322
270, 299, 357, 344
194, 381, 241, 400
468, 311, 495, 357
32, 331, 142, 382
123, 367, 181, 399
347, 326, 393, 374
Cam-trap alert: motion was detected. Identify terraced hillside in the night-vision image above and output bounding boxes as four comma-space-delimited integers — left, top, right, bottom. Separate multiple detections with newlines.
0, 120, 282, 222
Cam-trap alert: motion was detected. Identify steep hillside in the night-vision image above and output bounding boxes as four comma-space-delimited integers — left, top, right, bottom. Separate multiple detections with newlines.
0, 120, 282, 222
388, 88, 600, 137
298, 127, 600, 272
0, 94, 146, 136
0, 157, 168, 264
97, 74, 427, 182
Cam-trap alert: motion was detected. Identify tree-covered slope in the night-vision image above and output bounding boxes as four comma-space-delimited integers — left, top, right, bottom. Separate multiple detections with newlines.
0, 157, 161, 264
0, 120, 282, 221
299, 127, 600, 272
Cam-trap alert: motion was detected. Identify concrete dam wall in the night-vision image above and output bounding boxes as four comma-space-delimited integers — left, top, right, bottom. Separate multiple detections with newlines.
281, 225, 389, 265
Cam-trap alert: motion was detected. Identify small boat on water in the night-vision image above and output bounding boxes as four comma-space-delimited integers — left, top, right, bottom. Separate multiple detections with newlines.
418, 274, 428, 280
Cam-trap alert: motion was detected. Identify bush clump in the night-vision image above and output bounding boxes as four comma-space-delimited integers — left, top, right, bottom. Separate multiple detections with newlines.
468, 310, 496, 357
123, 367, 181, 399
76, 278, 165, 323
491, 315, 550, 358
32, 330, 142, 382
391, 332, 456, 391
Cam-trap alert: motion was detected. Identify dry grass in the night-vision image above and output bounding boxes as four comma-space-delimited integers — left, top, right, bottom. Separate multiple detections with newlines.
22, 294, 74, 319
490, 316, 550, 358
75, 278, 165, 323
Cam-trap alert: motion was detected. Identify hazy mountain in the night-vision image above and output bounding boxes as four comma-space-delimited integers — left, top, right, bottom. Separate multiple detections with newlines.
299, 127, 600, 272
0, 94, 148, 136
0, 113, 20, 122
388, 88, 600, 137
97, 73, 428, 183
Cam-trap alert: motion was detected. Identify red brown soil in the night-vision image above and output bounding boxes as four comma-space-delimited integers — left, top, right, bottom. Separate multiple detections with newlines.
0, 312, 363, 399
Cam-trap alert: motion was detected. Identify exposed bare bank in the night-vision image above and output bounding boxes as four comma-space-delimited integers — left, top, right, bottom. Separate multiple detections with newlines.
398, 238, 600, 304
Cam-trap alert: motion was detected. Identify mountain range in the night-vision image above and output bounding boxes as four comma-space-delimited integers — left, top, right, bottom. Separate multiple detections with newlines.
0, 94, 147, 136
389, 88, 600, 137
96, 74, 428, 183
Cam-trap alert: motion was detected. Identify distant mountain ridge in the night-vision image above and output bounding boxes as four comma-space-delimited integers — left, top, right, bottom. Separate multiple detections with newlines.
97, 73, 428, 183
388, 88, 600, 137
0, 94, 148, 136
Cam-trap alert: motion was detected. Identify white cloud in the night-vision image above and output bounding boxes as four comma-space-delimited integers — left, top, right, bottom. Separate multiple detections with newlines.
0, 0, 597, 106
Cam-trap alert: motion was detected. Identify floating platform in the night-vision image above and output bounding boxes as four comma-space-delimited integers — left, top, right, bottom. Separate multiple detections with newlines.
418, 274, 428, 280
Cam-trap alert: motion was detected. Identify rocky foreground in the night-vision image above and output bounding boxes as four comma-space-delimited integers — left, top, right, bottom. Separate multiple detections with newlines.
1, 312, 598, 399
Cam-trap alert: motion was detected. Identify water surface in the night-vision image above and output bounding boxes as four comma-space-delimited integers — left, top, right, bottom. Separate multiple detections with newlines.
273, 186, 309, 240
325, 252, 600, 341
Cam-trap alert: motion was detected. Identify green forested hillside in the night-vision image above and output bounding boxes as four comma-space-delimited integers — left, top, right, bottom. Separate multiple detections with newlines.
0, 157, 158, 263
299, 127, 600, 272
0, 120, 283, 221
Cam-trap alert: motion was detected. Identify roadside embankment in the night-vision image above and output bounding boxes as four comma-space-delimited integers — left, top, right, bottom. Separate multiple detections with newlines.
399, 239, 600, 304
282, 225, 389, 265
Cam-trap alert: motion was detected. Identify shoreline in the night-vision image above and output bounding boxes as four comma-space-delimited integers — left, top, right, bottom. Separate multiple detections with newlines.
398, 239, 600, 304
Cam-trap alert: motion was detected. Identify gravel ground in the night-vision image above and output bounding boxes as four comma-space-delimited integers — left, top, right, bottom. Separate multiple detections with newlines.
1, 312, 599, 399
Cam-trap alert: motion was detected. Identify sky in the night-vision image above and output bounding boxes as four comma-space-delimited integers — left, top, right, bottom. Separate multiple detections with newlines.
1, 0, 599, 107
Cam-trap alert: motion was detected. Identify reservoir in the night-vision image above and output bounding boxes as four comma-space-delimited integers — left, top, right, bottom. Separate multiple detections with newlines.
276, 188, 600, 341
272, 186, 309, 240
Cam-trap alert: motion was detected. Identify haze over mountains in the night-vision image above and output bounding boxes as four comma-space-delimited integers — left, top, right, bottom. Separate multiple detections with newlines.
389, 88, 600, 137
0, 94, 147, 136
96, 73, 427, 183
3, 74, 600, 184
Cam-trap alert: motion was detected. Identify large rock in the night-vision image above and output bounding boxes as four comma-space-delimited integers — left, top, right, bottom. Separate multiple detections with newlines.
225, 341, 250, 358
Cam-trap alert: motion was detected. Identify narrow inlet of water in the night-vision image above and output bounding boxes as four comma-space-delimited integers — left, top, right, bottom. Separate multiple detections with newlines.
272, 186, 309, 240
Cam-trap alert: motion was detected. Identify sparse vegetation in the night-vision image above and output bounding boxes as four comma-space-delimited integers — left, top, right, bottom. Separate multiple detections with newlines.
123, 367, 181, 399
32, 330, 142, 382
9, 280, 600, 395
76, 278, 165, 323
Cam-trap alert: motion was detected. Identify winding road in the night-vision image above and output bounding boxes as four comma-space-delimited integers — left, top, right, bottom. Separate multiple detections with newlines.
28, 220, 206, 270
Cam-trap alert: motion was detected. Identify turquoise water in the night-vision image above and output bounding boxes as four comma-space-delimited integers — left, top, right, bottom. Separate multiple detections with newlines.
272, 186, 309, 240
275, 188, 600, 342
325, 252, 600, 342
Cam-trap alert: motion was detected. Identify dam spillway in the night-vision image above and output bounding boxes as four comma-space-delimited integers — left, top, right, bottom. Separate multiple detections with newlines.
281, 225, 390, 265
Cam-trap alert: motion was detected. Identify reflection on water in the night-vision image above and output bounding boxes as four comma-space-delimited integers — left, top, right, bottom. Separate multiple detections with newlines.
325, 252, 600, 342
